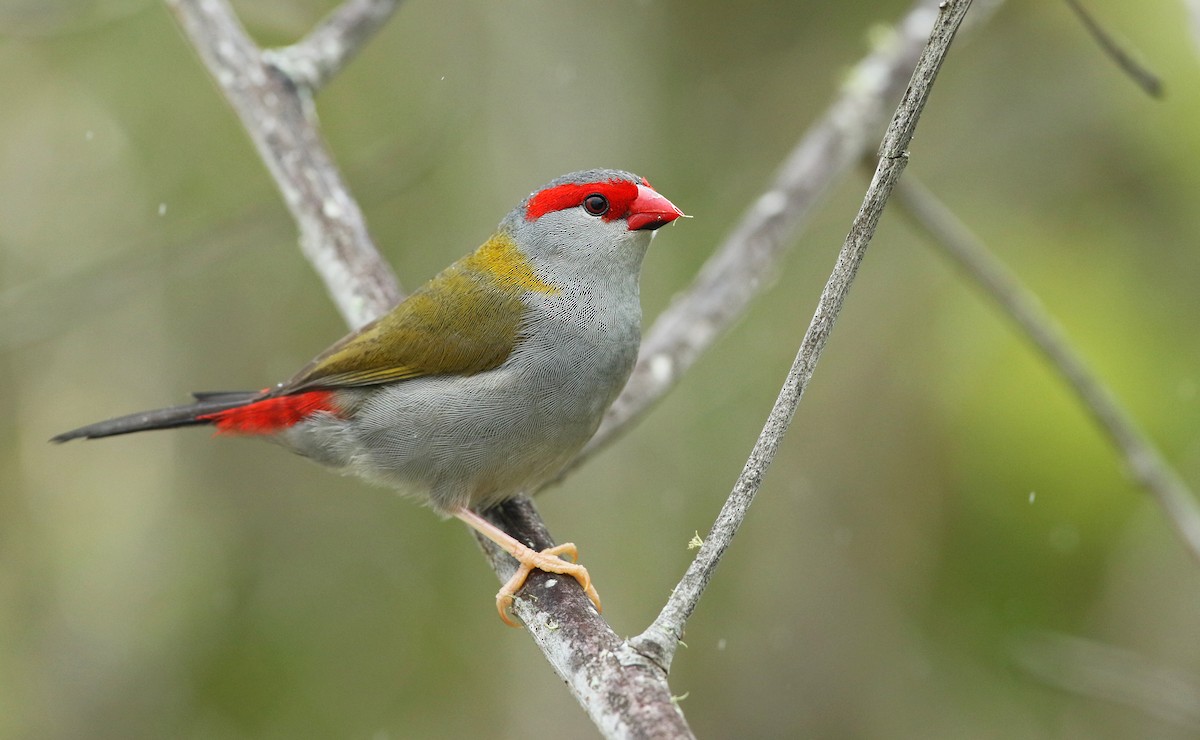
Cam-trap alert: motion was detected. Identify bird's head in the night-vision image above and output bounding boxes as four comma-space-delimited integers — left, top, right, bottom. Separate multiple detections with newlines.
501, 169, 684, 282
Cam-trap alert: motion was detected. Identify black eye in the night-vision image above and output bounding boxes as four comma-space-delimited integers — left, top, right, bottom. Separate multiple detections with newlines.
582, 193, 609, 216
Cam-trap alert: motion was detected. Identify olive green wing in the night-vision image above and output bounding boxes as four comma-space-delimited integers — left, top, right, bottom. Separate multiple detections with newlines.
279, 234, 556, 392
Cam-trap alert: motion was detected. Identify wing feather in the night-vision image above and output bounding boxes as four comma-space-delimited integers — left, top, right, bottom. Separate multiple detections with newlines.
279, 233, 555, 393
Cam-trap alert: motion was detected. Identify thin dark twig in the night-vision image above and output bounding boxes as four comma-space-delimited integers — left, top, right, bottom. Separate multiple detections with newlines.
1064, 0, 1163, 97
629, 0, 975, 672
891, 174, 1200, 563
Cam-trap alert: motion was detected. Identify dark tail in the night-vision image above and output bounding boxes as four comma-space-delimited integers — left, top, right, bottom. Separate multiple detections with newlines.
51, 391, 260, 442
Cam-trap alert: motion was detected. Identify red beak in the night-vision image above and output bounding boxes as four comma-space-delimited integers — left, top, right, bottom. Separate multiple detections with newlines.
626, 185, 685, 231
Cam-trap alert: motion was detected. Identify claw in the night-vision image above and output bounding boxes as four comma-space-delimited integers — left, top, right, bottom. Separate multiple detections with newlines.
494, 543, 601, 627
455, 507, 603, 626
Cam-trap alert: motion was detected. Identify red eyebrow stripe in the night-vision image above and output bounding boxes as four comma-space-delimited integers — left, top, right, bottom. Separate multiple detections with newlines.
525, 180, 639, 221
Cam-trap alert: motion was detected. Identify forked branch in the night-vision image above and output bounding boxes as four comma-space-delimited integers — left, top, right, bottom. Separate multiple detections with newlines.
629, 0, 975, 672
164, 0, 980, 736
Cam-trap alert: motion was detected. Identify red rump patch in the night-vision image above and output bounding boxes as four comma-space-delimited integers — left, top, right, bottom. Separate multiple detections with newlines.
197, 391, 338, 435
525, 179, 639, 222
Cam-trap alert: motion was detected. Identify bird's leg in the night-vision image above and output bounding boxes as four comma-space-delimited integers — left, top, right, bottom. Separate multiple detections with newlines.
453, 506, 602, 626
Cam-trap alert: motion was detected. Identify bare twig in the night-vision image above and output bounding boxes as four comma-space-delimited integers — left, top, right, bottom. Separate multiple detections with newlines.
1063, 0, 1163, 97
891, 174, 1200, 564
1013, 631, 1200, 730
166, 0, 401, 328
629, 0, 975, 671
264, 0, 403, 91
579, 0, 1001, 463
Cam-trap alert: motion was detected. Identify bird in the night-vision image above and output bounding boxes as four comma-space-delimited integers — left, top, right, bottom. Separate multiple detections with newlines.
53, 169, 684, 626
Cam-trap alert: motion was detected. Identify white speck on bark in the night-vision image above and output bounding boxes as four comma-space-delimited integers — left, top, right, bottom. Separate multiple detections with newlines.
754, 190, 788, 218
322, 197, 344, 219
649, 354, 673, 384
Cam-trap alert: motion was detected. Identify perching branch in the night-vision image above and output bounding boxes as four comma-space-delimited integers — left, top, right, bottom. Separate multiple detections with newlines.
629, 0, 975, 673
476, 501, 693, 738
891, 174, 1200, 565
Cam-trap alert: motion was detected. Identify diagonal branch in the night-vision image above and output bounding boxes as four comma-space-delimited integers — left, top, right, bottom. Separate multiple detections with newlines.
629, 0, 975, 673
166, 0, 401, 328
475, 501, 693, 738
891, 174, 1200, 564
1013, 631, 1200, 730
578, 0, 1000, 464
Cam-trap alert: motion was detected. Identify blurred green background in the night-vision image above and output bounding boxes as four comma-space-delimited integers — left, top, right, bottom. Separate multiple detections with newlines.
4, 0, 1200, 737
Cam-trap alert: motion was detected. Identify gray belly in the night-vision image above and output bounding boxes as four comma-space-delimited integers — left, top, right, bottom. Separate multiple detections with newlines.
286, 329, 637, 512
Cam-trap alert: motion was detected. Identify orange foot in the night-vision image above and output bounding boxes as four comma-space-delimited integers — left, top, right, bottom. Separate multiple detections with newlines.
454, 507, 603, 627
495, 542, 602, 626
